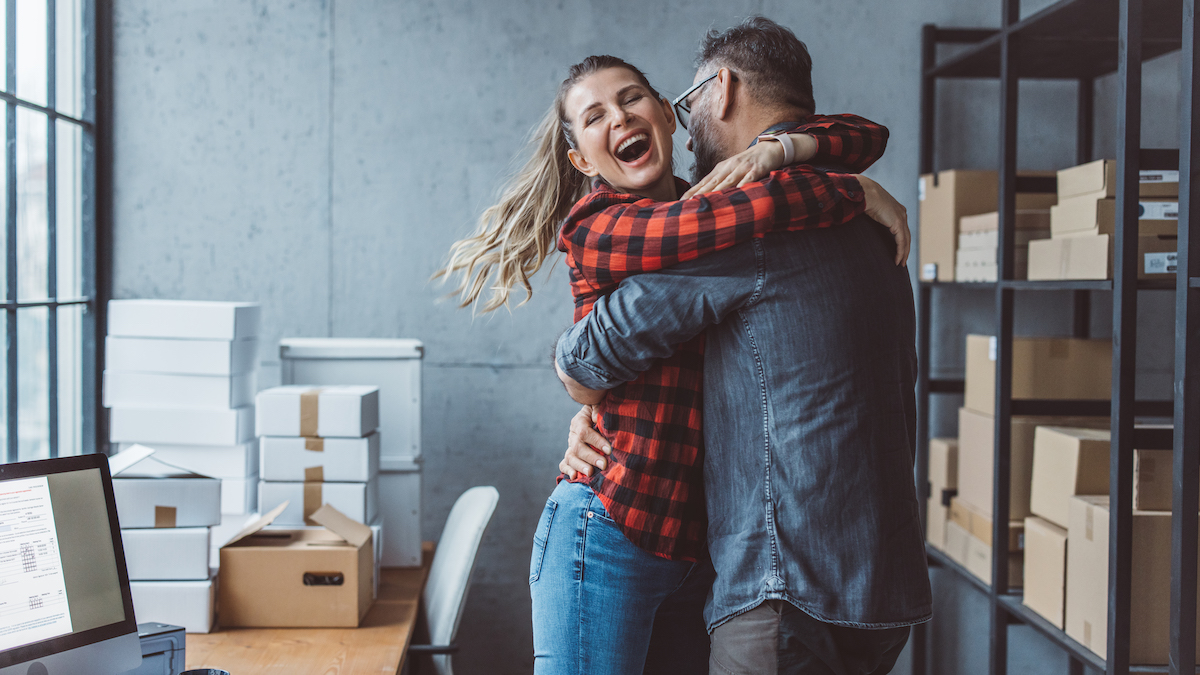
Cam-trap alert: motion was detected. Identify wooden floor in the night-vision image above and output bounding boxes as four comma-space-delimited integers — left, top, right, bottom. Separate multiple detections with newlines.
186, 543, 432, 675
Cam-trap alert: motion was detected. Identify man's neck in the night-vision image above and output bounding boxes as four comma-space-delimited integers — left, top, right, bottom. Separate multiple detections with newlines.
731, 109, 811, 150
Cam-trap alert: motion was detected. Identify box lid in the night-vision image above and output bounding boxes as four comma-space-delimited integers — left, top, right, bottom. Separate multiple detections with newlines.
225, 501, 290, 547
280, 338, 424, 360
224, 502, 371, 548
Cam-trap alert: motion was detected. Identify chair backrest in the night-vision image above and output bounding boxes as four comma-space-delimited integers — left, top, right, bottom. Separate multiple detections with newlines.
422, 485, 499, 675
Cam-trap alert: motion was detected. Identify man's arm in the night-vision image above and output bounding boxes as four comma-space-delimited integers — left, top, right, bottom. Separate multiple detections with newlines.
555, 240, 760, 391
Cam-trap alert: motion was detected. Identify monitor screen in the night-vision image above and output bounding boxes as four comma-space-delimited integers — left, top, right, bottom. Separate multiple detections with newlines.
0, 455, 137, 670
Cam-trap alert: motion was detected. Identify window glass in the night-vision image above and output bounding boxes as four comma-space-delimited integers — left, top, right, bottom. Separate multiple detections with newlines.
18, 305, 49, 462
16, 0, 48, 106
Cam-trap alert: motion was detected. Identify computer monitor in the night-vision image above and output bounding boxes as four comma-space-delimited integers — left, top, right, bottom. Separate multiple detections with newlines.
0, 454, 141, 675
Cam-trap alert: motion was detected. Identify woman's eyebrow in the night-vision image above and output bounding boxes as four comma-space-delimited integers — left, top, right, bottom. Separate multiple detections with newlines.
578, 84, 646, 120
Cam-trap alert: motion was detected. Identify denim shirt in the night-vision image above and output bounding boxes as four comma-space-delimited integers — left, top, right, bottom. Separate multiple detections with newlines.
556, 217, 932, 630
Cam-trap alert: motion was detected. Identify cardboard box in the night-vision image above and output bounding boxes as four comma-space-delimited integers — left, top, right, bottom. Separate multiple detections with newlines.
260, 432, 381, 483
927, 438, 958, 550
219, 503, 374, 628
105, 336, 259, 376
117, 441, 259, 480
129, 575, 216, 634
965, 529, 1024, 588
108, 300, 260, 340
263, 516, 385, 600
956, 407, 1108, 520
1050, 196, 1177, 238
1023, 515, 1068, 628
1027, 233, 1177, 280
110, 446, 222, 529
944, 520, 972, 567
210, 512, 258, 568
1065, 496, 1200, 664
1057, 159, 1180, 200
958, 210, 1052, 234
258, 476, 379, 527
950, 497, 1023, 550
221, 475, 259, 515
1134, 448, 1173, 511
103, 371, 256, 410
964, 335, 1112, 416
121, 527, 210, 581
958, 227, 1049, 250
927, 497, 949, 551
955, 247, 1029, 283
1029, 426, 1111, 529
110, 405, 255, 446
255, 385, 380, 438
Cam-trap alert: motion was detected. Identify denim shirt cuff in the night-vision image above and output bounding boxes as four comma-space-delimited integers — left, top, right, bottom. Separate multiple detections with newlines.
555, 323, 622, 390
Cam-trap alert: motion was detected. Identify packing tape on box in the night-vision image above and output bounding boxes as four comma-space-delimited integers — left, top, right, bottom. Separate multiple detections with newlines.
304, 437, 324, 452
154, 506, 177, 528
300, 389, 320, 437
305, 466, 325, 482
304, 482, 322, 525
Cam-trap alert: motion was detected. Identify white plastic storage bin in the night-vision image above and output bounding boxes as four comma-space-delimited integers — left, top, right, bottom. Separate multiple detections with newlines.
279, 338, 423, 566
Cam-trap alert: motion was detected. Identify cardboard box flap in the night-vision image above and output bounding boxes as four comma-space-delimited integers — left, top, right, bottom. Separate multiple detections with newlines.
226, 501, 290, 547
109, 444, 157, 476
309, 504, 373, 548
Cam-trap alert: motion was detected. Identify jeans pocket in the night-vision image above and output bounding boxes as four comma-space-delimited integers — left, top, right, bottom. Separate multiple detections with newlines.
529, 498, 558, 584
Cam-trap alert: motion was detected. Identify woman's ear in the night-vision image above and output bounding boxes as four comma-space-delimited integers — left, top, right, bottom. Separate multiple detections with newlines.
567, 148, 599, 177
661, 97, 677, 135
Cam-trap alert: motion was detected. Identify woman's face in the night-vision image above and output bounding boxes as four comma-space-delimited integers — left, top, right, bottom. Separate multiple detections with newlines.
563, 67, 676, 199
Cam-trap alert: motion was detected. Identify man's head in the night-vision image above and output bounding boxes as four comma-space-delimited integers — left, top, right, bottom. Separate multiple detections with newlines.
684, 17, 816, 181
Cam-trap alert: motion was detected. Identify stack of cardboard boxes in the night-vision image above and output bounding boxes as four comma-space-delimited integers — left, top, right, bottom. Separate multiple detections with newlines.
1028, 160, 1180, 280
106, 300, 261, 565
917, 169, 1057, 282
954, 210, 1051, 282
111, 446, 220, 633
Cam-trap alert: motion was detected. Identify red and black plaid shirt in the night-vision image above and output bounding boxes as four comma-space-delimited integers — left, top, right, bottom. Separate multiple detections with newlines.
557, 114, 889, 561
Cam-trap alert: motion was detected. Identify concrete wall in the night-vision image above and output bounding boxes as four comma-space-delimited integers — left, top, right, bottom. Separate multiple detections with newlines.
110, 1, 1182, 673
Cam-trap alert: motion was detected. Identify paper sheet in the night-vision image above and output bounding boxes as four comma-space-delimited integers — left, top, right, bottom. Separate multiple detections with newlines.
0, 476, 72, 650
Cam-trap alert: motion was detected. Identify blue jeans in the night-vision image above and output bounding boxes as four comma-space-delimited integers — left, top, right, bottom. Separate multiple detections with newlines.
529, 481, 712, 675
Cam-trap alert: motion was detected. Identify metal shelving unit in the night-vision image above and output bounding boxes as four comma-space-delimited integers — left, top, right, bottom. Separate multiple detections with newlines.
911, 1, 1196, 674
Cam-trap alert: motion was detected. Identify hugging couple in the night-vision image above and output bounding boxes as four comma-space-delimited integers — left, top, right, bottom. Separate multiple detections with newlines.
438, 16, 932, 675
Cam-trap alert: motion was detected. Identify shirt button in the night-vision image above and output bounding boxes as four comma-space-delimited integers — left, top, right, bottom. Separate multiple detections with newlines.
817, 201, 825, 209
847, 191, 860, 198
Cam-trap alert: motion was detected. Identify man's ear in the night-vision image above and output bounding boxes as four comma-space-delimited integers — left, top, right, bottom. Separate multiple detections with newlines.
567, 148, 599, 177
660, 97, 677, 135
714, 67, 735, 121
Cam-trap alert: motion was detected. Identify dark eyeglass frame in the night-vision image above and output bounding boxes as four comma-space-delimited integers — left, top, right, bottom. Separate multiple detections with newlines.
671, 71, 721, 130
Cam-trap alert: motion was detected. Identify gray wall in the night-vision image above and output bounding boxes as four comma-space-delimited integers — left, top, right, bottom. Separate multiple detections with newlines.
110, 1, 1182, 673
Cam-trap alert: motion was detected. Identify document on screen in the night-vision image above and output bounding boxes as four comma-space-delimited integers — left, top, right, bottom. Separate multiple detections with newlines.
0, 476, 72, 651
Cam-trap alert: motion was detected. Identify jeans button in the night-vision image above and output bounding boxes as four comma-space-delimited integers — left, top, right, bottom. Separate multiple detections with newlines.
587, 511, 594, 518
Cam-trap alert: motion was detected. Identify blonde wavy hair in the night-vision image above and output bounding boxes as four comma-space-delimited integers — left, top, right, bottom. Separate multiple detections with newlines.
435, 56, 664, 313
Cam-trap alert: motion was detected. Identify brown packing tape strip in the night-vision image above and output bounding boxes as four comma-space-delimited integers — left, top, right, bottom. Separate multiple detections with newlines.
303, 482, 322, 526
300, 389, 320, 437
305, 466, 325, 482
154, 505, 177, 528
304, 437, 324, 452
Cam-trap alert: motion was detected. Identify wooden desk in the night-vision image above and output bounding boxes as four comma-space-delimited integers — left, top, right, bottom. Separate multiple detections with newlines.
186, 543, 432, 675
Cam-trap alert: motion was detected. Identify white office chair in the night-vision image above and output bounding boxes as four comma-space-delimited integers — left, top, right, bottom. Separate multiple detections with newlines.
406, 486, 500, 675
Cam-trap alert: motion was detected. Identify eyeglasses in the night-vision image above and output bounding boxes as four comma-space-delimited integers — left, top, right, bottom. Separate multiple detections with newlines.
671, 71, 720, 130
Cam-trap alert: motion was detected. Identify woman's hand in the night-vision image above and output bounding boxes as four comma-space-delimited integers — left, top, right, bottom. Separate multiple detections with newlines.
558, 405, 612, 479
681, 133, 818, 199
856, 175, 911, 266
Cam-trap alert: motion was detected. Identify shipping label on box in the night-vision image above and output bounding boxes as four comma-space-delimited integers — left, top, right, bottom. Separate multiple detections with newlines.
258, 476, 378, 527
103, 370, 256, 410
1029, 426, 1111, 529
1023, 516, 1068, 629
110, 446, 222, 528
108, 300, 260, 340
256, 385, 380, 438
260, 432, 380, 483
117, 441, 259, 480
130, 575, 216, 634
219, 503, 374, 628
106, 336, 259, 376
110, 406, 255, 446
121, 527, 210, 581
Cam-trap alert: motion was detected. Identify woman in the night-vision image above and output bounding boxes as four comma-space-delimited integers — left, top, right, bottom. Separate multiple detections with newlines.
438, 56, 905, 674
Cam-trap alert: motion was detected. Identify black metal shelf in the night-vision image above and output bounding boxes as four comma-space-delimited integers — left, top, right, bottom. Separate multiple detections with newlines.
1190, 277, 1200, 288
927, 546, 991, 595
920, 279, 1178, 291
925, 0, 1182, 79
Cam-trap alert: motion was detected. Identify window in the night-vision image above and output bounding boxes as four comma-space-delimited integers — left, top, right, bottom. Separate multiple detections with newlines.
3, 0, 95, 462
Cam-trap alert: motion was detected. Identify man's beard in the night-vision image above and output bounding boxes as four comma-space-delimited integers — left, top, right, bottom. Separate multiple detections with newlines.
689, 109, 723, 185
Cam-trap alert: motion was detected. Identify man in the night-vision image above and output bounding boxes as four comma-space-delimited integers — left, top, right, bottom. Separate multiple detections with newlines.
555, 17, 932, 675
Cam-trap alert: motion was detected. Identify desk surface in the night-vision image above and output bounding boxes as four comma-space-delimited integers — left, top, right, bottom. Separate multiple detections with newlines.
186, 543, 432, 675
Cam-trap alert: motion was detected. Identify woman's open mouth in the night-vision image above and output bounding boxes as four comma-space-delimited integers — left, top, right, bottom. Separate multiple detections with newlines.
615, 133, 651, 163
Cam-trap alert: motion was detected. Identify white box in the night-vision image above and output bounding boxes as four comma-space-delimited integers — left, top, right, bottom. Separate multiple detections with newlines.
104, 371, 256, 409
106, 336, 259, 375
121, 527, 211, 581
110, 447, 222, 528
108, 300, 260, 340
255, 385, 380, 438
379, 456, 422, 567
259, 432, 380, 483
221, 476, 259, 515
110, 406, 255, 445
258, 477, 378, 527
129, 575, 216, 634
116, 441, 258, 480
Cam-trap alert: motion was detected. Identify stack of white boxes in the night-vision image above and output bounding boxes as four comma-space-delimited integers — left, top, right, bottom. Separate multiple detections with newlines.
954, 210, 1051, 282
111, 446, 221, 633
105, 299, 262, 565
